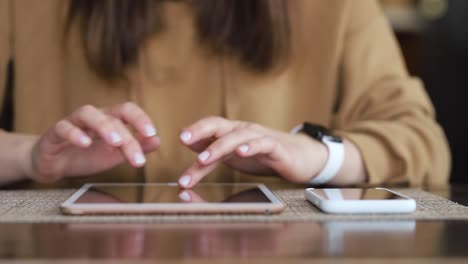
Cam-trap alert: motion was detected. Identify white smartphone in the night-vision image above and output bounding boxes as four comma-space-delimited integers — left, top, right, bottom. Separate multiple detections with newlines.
304, 188, 416, 214
60, 183, 285, 215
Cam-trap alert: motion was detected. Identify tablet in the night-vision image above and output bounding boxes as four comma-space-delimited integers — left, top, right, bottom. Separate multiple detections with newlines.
60, 183, 285, 215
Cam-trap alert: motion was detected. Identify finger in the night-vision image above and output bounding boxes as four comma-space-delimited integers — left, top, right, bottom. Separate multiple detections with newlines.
53, 119, 92, 147
107, 102, 157, 138
196, 128, 261, 166
178, 189, 207, 203
178, 162, 218, 189
179, 116, 236, 146
136, 135, 160, 153
69, 105, 124, 146
182, 138, 213, 153
112, 120, 147, 167
235, 136, 284, 161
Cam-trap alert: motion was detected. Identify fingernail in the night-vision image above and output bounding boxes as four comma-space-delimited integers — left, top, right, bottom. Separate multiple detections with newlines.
198, 151, 210, 162
239, 144, 249, 153
178, 175, 191, 187
179, 191, 191, 202
110, 131, 123, 144
80, 136, 91, 146
134, 153, 146, 166
180, 131, 192, 143
144, 124, 157, 137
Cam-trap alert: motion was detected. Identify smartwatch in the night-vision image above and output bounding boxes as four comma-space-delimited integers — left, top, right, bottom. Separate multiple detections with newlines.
291, 122, 345, 185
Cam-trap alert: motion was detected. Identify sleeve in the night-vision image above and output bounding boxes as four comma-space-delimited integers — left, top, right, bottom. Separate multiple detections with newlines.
0, 0, 11, 125
333, 0, 451, 186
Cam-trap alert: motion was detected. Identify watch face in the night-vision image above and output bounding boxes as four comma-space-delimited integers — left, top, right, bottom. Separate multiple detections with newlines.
303, 123, 326, 139
324, 135, 343, 143
303, 123, 342, 142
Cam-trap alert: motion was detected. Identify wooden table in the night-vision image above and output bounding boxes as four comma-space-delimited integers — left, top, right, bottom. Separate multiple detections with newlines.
1, 185, 467, 263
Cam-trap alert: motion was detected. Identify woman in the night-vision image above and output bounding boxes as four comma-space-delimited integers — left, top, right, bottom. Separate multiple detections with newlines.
0, 0, 450, 188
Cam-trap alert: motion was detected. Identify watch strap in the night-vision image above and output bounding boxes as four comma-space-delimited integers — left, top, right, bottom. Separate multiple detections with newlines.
308, 136, 345, 185
291, 123, 345, 185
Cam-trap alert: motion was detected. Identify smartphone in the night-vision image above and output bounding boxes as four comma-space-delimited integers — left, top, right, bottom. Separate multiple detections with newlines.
304, 188, 416, 214
60, 183, 285, 215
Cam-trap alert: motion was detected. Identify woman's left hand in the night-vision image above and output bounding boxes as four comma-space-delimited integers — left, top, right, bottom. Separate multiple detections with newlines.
177, 116, 329, 188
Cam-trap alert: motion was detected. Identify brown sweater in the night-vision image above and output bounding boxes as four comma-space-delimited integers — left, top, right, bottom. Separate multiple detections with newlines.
0, 0, 451, 187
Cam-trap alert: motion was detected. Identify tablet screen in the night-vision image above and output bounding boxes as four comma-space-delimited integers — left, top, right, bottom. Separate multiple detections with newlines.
74, 184, 272, 204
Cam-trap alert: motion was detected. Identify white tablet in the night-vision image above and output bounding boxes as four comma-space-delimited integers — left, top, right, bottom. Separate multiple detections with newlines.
304, 188, 416, 214
60, 183, 285, 215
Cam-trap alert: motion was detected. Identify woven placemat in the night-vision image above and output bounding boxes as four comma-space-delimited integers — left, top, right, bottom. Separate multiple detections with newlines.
0, 188, 467, 223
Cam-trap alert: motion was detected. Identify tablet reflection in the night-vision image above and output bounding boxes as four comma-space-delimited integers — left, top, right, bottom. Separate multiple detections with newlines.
3, 220, 450, 259
177, 188, 271, 204
33, 222, 323, 258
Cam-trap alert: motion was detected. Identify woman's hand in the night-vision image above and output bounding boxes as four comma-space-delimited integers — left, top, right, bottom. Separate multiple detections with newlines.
177, 116, 329, 188
27, 102, 159, 183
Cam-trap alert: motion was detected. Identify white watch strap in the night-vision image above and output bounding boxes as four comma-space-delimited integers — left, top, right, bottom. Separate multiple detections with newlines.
308, 136, 345, 185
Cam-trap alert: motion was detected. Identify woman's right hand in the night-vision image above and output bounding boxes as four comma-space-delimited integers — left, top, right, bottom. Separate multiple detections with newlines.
27, 102, 159, 183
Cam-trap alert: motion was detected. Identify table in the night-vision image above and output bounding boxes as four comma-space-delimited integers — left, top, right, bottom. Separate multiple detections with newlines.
0, 185, 467, 263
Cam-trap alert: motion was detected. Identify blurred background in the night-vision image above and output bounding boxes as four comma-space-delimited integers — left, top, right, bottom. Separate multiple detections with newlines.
380, 0, 468, 183
0, 0, 466, 184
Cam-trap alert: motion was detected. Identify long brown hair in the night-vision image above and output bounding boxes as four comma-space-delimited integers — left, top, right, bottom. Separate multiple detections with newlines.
68, 0, 290, 80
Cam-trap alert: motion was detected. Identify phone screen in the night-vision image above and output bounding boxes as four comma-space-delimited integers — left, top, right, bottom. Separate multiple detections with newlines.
309, 188, 408, 201
74, 184, 272, 204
